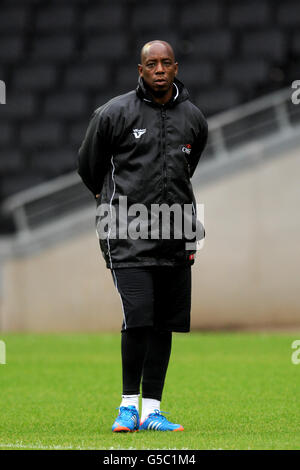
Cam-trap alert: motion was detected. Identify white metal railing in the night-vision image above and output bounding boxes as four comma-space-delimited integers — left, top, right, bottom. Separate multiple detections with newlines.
2, 171, 80, 213
206, 87, 296, 160
1, 86, 300, 241
208, 88, 291, 130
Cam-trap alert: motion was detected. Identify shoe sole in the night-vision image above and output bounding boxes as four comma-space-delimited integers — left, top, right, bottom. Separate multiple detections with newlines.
112, 426, 139, 433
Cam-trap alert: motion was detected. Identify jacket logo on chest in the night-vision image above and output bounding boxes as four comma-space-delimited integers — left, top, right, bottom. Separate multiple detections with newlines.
133, 128, 146, 139
181, 144, 192, 155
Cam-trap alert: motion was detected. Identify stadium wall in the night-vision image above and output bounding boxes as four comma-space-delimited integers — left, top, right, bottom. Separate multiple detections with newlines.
0, 147, 299, 332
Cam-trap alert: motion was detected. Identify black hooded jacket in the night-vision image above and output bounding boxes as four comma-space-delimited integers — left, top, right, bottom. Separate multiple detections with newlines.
78, 77, 208, 269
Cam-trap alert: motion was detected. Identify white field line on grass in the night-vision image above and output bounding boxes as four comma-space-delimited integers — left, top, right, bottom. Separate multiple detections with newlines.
0, 442, 192, 451
0, 442, 86, 450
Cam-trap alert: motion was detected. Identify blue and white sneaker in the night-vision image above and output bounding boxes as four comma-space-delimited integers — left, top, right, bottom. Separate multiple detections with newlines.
112, 405, 140, 432
139, 409, 184, 431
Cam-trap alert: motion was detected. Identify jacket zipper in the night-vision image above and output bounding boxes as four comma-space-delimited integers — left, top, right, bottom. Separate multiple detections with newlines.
161, 106, 167, 201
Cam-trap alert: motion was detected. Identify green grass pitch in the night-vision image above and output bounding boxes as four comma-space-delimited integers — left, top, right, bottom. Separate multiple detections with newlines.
0, 332, 299, 450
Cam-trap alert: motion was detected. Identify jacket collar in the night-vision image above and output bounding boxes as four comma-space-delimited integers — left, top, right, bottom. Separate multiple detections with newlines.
136, 76, 189, 107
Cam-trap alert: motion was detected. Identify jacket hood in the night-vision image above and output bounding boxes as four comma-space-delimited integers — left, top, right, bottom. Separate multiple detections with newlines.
136, 76, 189, 107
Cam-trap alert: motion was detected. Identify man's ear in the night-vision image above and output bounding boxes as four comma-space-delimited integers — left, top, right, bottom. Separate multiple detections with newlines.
174, 62, 178, 77
138, 64, 143, 77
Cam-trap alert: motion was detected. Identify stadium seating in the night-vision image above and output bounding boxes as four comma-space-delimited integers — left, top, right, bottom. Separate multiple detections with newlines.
81, 34, 129, 61
13, 65, 58, 91
0, 124, 15, 146
228, 2, 271, 28
277, 2, 300, 27
35, 6, 77, 32
179, 3, 223, 29
30, 35, 76, 62
82, 5, 124, 32
0, 93, 37, 119
0, 0, 296, 208
0, 36, 24, 62
131, 4, 173, 31
30, 148, 77, 177
64, 64, 108, 91
223, 60, 270, 89
20, 121, 64, 148
1, 172, 46, 200
0, 149, 23, 173
43, 92, 87, 119
242, 31, 287, 61
0, 7, 29, 33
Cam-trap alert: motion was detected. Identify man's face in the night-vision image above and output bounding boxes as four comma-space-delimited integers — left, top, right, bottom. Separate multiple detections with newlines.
138, 44, 178, 95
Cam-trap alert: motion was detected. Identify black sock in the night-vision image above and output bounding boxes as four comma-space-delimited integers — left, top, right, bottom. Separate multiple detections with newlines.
121, 326, 151, 395
142, 328, 172, 401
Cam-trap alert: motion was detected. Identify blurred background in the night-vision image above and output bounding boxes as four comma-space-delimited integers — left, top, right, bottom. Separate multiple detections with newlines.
0, 0, 299, 331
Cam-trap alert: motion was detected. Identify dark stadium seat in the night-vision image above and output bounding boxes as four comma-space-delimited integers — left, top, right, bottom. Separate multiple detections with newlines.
292, 32, 300, 56
0, 124, 15, 146
180, 2, 223, 29
44, 92, 87, 119
177, 62, 215, 87
0, 93, 37, 120
0, 7, 29, 32
30, 35, 76, 62
48, 0, 92, 3
0, 150, 23, 173
277, 3, 300, 27
64, 64, 108, 90
1, 171, 46, 199
81, 34, 128, 61
20, 121, 64, 148
3, 0, 42, 4
12, 65, 58, 91
223, 60, 270, 88
114, 64, 140, 93
228, 2, 271, 27
131, 4, 172, 30
190, 31, 233, 59
82, 5, 124, 31
30, 148, 77, 176
0, 36, 24, 63
242, 31, 286, 61
196, 87, 241, 115
35, 6, 77, 31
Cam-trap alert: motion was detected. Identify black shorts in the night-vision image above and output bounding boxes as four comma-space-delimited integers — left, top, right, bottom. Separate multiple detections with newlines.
110, 265, 192, 333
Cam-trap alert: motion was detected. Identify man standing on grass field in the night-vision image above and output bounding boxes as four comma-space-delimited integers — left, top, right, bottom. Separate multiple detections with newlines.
78, 40, 208, 432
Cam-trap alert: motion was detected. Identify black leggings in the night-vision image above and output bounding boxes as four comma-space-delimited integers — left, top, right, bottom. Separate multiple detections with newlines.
121, 326, 172, 401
